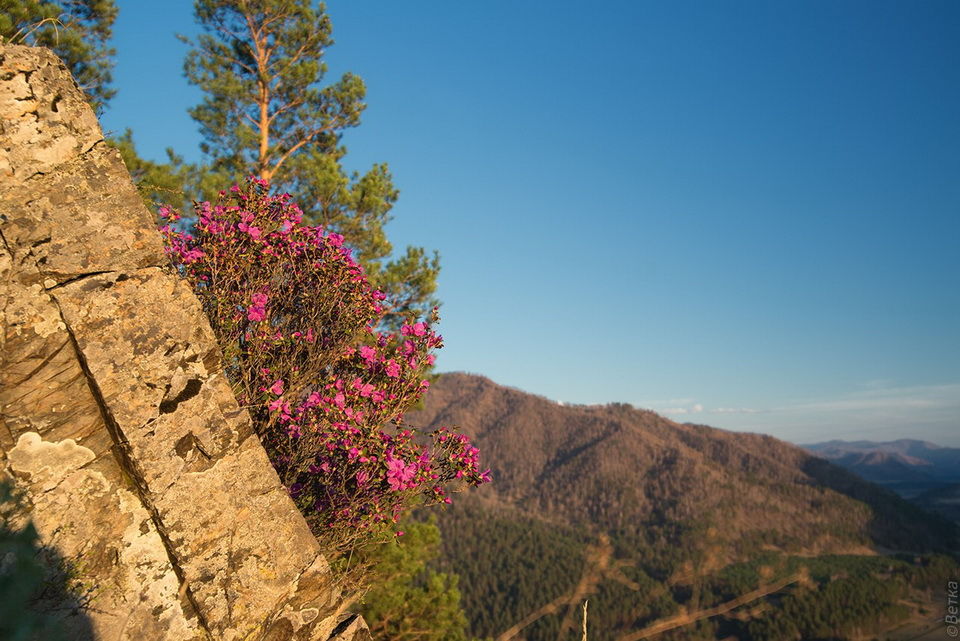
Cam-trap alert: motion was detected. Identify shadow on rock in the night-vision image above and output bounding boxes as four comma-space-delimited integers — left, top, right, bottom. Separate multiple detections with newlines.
1, 480, 97, 641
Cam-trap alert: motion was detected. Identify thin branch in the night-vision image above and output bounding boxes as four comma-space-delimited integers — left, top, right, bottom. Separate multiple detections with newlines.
268, 95, 307, 126
195, 43, 257, 77
9, 17, 63, 45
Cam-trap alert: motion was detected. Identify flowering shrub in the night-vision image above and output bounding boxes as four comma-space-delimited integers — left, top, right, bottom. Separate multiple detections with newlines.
160, 178, 489, 553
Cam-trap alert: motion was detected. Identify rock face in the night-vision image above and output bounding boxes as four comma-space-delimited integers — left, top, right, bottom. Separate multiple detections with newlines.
0, 44, 369, 641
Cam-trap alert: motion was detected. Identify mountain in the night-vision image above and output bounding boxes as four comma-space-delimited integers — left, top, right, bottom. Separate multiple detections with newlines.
408, 373, 959, 641
414, 373, 955, 555
804, 439, 960, 498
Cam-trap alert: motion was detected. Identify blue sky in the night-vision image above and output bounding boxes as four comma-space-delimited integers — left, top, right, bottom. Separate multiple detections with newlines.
102, 1, 960, 446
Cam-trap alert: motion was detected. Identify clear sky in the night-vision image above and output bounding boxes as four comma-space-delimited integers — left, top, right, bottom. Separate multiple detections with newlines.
101, 1, 960, 446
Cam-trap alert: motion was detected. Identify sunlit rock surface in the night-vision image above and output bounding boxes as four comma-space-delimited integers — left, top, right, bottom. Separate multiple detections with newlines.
0, 43, 368, 641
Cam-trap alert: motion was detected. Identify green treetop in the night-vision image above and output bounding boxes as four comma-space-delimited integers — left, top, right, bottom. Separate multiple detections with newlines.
0, 0, 117, 112
183, 0, 440, 325
361, 519, 473, 641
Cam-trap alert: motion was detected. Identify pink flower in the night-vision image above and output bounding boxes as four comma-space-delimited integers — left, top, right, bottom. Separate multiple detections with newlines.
238, 222, 262, 239
182, 248, 205, 263
385, 456, 417, 491
158, 178, 486, 535
384, 360, 401, 378
401, 322, 428, 337
158, 206, 180, 221
359, 345, 377, 363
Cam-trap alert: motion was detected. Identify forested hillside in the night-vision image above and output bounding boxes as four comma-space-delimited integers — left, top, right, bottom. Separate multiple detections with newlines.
409, 373, 959, 640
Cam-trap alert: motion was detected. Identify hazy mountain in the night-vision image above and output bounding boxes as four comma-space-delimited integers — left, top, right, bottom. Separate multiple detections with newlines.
804, 439, 960, 498
408, 373, 958, 640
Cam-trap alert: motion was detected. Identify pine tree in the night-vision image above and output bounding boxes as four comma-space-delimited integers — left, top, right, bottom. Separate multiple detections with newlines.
182, 0, 440, 325
0, 0, 117, 112
361, 519, 473, 641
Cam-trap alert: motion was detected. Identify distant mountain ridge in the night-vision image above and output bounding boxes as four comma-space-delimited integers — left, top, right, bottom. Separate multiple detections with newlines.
804, 439, 960, 477
803, 439, 960, 499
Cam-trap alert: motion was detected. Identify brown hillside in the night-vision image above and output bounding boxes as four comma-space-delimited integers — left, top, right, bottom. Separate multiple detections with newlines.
408, 373, 957, 556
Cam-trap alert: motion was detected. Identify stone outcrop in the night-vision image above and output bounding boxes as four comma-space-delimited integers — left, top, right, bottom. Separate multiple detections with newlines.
0, 44, 369, 641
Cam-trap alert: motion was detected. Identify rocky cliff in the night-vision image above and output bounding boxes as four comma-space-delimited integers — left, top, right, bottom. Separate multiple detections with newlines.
0, 43, 368, 641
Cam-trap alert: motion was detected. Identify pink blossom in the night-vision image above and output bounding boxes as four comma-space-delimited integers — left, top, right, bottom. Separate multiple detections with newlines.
182, 248, 205, 263
157, 177, 490, 539
158, 206, 180, 221
401, 322, 428, 337
385, 456, 417, 491
238, 222, 262, 239
384, 360, 401, 378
